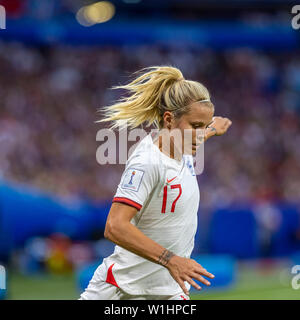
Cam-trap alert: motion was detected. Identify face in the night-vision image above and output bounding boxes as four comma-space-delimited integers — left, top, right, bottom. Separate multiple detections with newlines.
166, 101, 214, 156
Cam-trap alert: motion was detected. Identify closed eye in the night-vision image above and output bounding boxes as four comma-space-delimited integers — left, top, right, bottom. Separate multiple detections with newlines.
192, 123, 205, 129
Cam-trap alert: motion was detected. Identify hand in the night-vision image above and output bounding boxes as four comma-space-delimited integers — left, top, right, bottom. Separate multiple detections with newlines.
165, 255, 215, 295
206, 116, 232, 138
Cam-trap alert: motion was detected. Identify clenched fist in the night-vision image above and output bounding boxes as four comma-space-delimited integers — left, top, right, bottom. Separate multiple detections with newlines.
204, 116, 232, 141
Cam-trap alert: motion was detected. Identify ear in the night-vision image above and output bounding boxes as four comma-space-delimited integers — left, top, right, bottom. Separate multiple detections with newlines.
163, 111, 174, 129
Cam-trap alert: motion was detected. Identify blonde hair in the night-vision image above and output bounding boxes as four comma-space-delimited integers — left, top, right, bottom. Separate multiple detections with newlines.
97, 65, 213, 130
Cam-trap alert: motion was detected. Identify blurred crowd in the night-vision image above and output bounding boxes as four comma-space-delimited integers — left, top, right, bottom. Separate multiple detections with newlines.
0, 41, 300, 209
11, 233, 115, 276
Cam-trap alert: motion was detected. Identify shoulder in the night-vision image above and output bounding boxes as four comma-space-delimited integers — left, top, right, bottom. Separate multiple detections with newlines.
127, 137, 161, 168
124, 149, 163, 187
127, 149, 160, 173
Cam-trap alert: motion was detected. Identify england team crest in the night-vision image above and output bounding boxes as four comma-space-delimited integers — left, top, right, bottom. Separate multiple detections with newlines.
184, 155, 195, 176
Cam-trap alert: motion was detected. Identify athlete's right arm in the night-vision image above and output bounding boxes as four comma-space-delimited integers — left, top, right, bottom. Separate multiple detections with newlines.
104, 202, 215, 295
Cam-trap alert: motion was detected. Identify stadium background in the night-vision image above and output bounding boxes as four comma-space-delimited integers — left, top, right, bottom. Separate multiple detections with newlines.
0, 0, 300, 299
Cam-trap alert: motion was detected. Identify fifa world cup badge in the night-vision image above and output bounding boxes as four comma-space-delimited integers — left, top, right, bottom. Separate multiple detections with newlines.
121, 168, 144, 192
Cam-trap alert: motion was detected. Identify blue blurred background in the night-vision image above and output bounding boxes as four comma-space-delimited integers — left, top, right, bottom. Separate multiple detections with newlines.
0, 0, 300, 299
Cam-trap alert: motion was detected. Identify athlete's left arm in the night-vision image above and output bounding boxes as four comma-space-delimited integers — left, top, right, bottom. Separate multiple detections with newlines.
204, 116, 232, 142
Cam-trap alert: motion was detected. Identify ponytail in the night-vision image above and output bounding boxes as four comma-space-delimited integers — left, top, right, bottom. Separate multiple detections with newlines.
97, 65, 212, 130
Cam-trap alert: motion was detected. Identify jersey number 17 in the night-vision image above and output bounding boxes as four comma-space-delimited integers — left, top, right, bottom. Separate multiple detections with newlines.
161, 184, 182, 213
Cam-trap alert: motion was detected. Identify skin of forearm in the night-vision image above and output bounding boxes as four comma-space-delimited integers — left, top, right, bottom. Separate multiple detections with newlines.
105, 220, 174, 266
204, 126, 216, 142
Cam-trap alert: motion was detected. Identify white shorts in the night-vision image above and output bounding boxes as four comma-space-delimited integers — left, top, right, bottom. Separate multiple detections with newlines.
78, 263, 190, 301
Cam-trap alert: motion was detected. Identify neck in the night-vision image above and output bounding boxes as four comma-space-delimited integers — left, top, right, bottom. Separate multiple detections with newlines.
153, 132, 183, 161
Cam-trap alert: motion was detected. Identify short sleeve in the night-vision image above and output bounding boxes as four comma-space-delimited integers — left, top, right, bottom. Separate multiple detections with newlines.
112, 154, 159, 211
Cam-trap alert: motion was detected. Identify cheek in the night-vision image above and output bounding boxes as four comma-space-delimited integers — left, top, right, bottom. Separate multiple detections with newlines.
175, 122, 189, 141
182, 128, 195, 146
174, 120, 196, 145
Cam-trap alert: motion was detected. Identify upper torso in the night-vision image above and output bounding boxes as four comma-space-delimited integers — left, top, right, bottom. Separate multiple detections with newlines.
102, 131, 200, 295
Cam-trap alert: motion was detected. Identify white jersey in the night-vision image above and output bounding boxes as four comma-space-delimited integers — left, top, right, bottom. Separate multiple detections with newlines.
100, 131, 200, 295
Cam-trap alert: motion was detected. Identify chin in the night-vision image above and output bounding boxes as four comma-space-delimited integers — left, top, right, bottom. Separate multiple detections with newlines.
189, 147, 197, 155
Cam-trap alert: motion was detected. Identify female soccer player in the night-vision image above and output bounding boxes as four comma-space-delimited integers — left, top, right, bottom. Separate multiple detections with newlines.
79, 66, 232, 300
